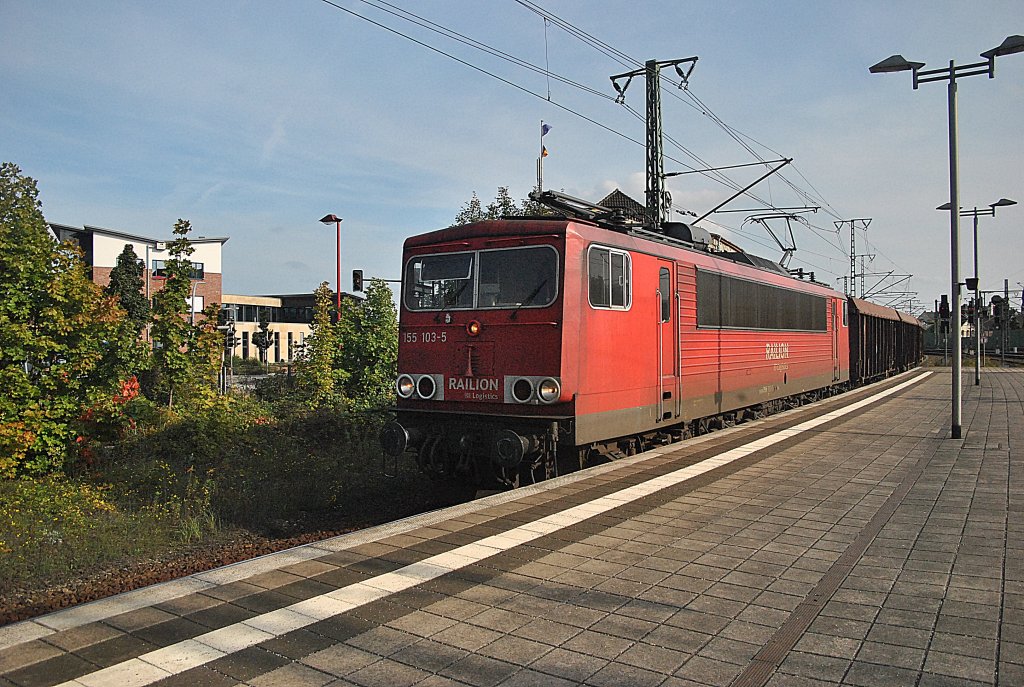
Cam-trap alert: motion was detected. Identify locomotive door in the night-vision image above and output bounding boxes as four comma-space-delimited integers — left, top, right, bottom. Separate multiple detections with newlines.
657, 263, 681, 421
831, 298, 840, 382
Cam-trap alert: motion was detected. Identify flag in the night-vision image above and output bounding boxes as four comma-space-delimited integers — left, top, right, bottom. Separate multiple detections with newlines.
542, 146, 549, 158
541, 123, 552, 136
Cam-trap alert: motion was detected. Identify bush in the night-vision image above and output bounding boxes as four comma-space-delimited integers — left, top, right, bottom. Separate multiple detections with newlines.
93, 397, 390, 531
230, 356, 266, 375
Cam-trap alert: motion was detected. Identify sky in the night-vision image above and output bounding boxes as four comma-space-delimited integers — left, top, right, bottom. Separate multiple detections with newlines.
2, 1, 1022, 313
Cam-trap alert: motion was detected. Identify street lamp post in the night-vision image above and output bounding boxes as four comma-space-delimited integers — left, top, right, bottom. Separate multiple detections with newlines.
189, 279, 205, 325
319, 214, 343, 320
144, 240, 165, 342
937, 198, 1017, 385
870, 35, 1024, 440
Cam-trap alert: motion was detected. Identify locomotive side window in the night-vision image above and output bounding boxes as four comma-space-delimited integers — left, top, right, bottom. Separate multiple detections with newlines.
405, 246, 558, 311
697, 269, 827, 331
588, 246, 631, 310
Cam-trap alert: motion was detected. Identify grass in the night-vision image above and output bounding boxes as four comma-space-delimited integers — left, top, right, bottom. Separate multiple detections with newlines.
0, 476, 182, 593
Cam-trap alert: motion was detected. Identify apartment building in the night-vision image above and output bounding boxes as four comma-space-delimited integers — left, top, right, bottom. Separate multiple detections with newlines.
50, 223, 226, 317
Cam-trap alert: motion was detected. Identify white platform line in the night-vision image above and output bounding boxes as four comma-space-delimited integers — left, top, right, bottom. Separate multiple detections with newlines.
54, 372, 929, 687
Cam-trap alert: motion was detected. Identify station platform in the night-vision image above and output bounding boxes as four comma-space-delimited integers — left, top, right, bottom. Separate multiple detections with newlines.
1, 368, 1021, 687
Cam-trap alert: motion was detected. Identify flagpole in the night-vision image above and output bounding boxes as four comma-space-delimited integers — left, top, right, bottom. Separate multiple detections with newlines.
537, 120, 544, 192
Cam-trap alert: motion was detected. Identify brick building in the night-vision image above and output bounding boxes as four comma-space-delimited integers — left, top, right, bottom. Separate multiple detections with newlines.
50, 223, 227, 318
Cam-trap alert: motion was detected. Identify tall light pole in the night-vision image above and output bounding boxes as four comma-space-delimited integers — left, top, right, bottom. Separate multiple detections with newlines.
937, 198, 1017, 385
144, 240, 165, 342
189, 279, 206, 325
870, 35, 1024, 440
319, 214, 343, 319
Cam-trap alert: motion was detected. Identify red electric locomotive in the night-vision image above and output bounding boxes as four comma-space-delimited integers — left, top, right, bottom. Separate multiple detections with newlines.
381, 204, 866, 488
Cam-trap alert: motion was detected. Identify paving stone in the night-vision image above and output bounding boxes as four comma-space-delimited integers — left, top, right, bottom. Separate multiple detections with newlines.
843, 660, 920, 687
527, 646, 608, 682
674, 655, 745, 686
439, 653, 518, 687
586, 659, 668, 687
855, 640, 926, 671
246, 662, 335, 687
776, 650, 850, 683
1, 651, 96, 687
793, 632, 861, 660
923, 650, 995, 683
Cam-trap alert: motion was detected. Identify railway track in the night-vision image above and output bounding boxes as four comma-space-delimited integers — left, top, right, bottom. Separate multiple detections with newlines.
925, 348, 1024, 365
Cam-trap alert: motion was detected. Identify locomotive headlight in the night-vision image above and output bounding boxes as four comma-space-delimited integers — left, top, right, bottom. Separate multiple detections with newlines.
396, 374, 415, 399
537, 378, 561, 404
511, 378, 534, 404
466, 320, 482, 337
416, 374, 437, 400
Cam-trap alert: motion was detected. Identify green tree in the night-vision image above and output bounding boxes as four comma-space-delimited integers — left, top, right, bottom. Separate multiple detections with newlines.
294, 282, 343, 408
452, 187, 554, 226
453, 191, 485, 226
337, 279, 398, 410
0, 162, 124, 475
100, 244, 150, 381
485, 186, 520, 218
189, 302, 226, 406
148, 219, 218, 408
105, 244, 150, 333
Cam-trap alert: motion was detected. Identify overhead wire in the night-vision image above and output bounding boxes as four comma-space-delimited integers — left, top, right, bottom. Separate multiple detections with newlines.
316, 0, 649, 152
517, 0, 843, 219
321, 0, 905, 295
322, 0, 783, 206
514, 0, 914, 293
345, 0, 837, 231
349, 0, 614, 101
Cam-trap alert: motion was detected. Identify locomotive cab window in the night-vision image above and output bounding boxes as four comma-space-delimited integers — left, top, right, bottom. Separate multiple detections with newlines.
478, 246, 557, 308
406, 252, 475, 310
405, 246, 558, 311
588, 246, 631, 310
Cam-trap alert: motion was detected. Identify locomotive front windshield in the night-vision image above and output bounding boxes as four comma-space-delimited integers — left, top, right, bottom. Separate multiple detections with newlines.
405, 245, 558, 311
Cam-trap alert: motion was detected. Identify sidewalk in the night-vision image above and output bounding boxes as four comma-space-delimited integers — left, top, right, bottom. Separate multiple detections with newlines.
1, 368, 1020, 687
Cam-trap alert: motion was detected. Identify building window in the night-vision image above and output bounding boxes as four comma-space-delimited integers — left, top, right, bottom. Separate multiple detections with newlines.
241, 331, 249, 359
152, 260, 204, 280
274, 332, 281, 363
287, 332, 294, 361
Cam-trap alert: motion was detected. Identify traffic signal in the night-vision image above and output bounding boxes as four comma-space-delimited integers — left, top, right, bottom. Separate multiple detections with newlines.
352, 269, 364, 292
222, 323, 237, 350
992, 295, 1004, 329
